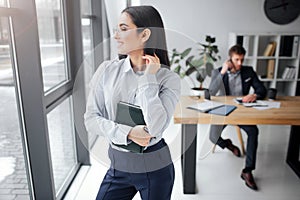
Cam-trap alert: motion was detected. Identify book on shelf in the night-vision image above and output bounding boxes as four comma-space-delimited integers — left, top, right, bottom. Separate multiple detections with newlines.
267, 59, 275, 79
279, 36, 294, 56
281, 67, 290, 79
281, 66, 296, 79
114, 101, 146, 153
287, 67, 296, 79
292, 36, 299, 57
237, 36, 243, 46
236, 35, 250, 52
263, 41, 276, 56
269, 41, 276, 56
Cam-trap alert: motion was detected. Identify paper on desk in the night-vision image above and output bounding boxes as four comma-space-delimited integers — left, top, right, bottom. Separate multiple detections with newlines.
253, 101, 281, 110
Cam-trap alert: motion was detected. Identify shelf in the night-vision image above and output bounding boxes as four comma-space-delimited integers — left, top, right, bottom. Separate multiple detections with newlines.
278, 57, 298, 60
260, 79, 275, 82
229, 32, 300, 96
276, 79, 296, 82
257, 56, 276, 59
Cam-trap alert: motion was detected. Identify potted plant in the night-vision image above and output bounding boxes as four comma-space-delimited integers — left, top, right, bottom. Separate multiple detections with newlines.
170, 35, 221, 96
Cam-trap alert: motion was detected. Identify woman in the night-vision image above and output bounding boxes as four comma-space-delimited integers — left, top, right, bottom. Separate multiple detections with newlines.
84, 5, 180, 200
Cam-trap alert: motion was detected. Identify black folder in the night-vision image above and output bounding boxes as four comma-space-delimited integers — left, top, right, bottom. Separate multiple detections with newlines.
113, 101, 146, 153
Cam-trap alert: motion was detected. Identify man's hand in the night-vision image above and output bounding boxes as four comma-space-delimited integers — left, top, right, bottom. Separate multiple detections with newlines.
128, 125, 152, 147
242, 94, 257, 103
221, 59, 235, 75
142, 53, 160, 74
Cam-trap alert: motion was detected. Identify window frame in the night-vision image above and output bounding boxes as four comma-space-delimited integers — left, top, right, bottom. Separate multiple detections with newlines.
5, 0, 90, 199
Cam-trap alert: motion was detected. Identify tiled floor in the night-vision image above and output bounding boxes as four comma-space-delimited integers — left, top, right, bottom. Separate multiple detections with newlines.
71, 124, 300, 200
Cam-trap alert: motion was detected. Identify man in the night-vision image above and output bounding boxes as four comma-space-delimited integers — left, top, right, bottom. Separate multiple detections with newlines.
209, 44, 266, 190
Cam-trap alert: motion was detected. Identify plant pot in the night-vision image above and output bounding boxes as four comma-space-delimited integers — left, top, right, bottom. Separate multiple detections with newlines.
190, 87, 206, 98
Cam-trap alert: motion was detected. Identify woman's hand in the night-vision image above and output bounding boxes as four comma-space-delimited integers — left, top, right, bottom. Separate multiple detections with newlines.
142, 53, 160, 74
128, 125, 152, 147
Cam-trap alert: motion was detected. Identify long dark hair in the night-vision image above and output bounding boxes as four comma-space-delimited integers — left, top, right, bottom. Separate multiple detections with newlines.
119, 6, 170, 68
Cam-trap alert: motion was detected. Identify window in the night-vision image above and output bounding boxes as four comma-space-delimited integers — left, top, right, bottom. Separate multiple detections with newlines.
47, 97, 77, 193
0, 16, 30, 200
36, 0, 69, 92
0, 0, 8, 7
2, 0, 90, 199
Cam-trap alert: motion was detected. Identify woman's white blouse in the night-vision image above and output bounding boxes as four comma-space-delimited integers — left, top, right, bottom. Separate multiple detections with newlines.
84, 56, 181, 150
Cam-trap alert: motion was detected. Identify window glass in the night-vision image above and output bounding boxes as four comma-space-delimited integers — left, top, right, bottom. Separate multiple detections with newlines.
47, 97, 77, 193
80, 0, 91, 14
36, 0, 68, 92
0, 16, 30, 200
0, 0, 8, 7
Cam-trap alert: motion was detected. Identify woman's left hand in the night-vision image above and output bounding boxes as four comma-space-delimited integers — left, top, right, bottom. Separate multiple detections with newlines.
142, 53, 160, 74
128, 125, 153, 147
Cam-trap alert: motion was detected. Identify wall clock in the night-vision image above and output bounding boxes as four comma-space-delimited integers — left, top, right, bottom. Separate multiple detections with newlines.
264, 0, 300, 25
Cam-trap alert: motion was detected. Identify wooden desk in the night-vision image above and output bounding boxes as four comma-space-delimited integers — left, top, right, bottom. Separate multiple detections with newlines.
174, 96, 300, 194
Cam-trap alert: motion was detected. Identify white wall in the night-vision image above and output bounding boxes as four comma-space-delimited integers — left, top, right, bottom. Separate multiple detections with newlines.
141, 0, 300, 65
104, 0, 127, 32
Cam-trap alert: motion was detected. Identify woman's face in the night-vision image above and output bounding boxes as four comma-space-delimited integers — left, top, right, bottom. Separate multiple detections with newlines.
114, 12, 144, 55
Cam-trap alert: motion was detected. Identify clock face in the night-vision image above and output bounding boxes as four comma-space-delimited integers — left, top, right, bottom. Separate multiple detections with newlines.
264, 0, 300, 25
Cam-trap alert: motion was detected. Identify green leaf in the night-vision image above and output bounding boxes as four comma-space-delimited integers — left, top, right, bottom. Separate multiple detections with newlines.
206, 36, 215, 43
180, 72, 186, 78
196, 72, 205, 83
201, 44, 208, 48
185, 55, 195, 66
206, 56, 214, 63
181, 48, 192, 58
190, 58, 204, 67
173, 65, 181, 74
205, 62, 214, 76
185, 66, 197, 76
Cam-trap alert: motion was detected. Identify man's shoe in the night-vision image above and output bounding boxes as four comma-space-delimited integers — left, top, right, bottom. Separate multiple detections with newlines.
225, 139, 241, 157
241, 171, 258, 190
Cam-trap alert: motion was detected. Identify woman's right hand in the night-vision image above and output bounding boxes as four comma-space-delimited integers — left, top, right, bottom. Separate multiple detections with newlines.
128, 125, 152, 147
142, 53, 161, 74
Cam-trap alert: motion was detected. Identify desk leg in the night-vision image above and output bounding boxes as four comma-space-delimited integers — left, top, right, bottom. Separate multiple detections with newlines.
286, 125, 300, 178
181, 124, 197, 194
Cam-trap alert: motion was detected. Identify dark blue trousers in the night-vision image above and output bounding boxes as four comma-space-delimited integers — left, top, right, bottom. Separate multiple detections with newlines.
96, 139, 175, 200
209, 125, 259, 171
